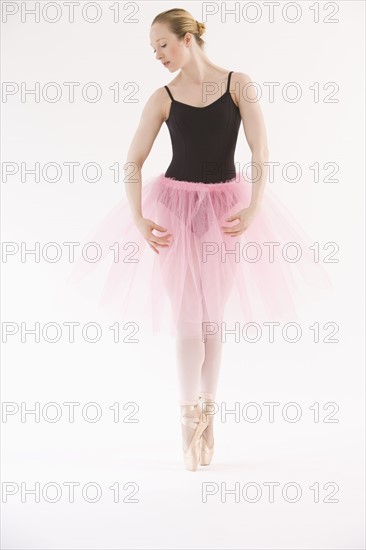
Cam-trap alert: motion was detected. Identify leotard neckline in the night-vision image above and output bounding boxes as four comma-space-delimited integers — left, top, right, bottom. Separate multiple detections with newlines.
164, 71, 235, 111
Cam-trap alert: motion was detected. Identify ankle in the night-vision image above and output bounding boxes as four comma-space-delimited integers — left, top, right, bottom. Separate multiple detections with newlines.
199, 392, 215, 401
179, 399, 199, 407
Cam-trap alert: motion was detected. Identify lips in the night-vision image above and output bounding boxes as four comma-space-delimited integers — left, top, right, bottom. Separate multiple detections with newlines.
163, 61, 170, 66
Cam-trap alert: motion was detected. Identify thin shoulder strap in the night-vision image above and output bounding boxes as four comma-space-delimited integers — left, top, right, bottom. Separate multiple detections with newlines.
164, 85, 174, 101
227, 71, 233, 91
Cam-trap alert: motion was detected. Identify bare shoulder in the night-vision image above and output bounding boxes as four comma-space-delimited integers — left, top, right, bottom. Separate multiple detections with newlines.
141, 86, 170, 123
231, 71, 253, 86
229, 72, 255, 106
143, 86, 169, 107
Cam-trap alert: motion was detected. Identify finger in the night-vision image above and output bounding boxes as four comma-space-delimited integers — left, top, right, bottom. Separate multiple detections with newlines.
222, 226, 243, 235
150, 234, 172, 244
147, 237, 170, 248
152, 224, 168, 232
149, 233, 172, 240
221, 225, 241, 233
229, 230, 245, 237
221, 222, 240, 228
148, 243, 159, 254
150, 236, 172, 246
159, 234, 173, 242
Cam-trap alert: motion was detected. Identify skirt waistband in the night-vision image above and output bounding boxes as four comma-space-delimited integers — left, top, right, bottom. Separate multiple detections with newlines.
156, 173, 247, 191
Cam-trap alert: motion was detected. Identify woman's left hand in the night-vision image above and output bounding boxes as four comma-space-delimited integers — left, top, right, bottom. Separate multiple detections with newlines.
221, 206, 258, 237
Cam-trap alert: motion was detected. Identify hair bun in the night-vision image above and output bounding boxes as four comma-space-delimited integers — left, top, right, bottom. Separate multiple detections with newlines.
195, 20, 205, 37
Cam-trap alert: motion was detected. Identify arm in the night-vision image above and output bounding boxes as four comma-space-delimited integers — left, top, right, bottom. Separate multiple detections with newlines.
123, 87, 172, 254
124, 87, 167, 222
235, 72, 269, 213
221, 73, 269, 236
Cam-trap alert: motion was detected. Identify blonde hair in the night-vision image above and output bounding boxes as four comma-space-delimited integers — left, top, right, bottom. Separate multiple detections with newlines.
151, 8, 206, 49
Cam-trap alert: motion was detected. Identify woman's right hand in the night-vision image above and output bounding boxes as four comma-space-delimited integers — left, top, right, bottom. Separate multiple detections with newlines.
134, 217, 172, 254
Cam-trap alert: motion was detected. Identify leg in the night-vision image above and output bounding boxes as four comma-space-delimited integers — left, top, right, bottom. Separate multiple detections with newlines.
200, 333, 223, 402
198, 287, 225, 451
175, 263, 206, 460
177, 338, 203, 467
199, 331, 223, 448
200, 283, 224, 405
175, 238, 206, 406
175, 330, 205, 406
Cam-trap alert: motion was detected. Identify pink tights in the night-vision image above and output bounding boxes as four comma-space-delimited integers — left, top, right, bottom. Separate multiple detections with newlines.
175, 330, 223, 406
165, 240, 226, 406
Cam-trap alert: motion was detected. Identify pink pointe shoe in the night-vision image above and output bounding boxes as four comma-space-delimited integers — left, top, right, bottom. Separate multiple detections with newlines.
199, 396, 216, 466
180, 401, 207, 471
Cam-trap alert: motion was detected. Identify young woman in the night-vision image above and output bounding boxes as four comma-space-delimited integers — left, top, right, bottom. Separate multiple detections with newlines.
69, 9, 332, 471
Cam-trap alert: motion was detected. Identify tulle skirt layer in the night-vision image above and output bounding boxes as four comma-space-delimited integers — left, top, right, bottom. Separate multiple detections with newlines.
67, 172, 333, 338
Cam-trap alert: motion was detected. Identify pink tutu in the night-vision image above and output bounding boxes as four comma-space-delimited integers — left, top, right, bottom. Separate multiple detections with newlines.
66, 172, 333, 339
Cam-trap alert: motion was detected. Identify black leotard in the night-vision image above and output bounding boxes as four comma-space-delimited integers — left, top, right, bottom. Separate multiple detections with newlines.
163, 71, 241, 184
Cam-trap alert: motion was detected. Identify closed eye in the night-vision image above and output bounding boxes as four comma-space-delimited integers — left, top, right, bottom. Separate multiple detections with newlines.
153, 44, 166, 53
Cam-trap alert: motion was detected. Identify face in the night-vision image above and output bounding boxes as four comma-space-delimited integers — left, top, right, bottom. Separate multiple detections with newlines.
150, 22, 191, 71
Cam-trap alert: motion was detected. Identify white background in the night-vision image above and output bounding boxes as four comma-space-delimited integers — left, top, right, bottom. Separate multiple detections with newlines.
1, 1, 365, 549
